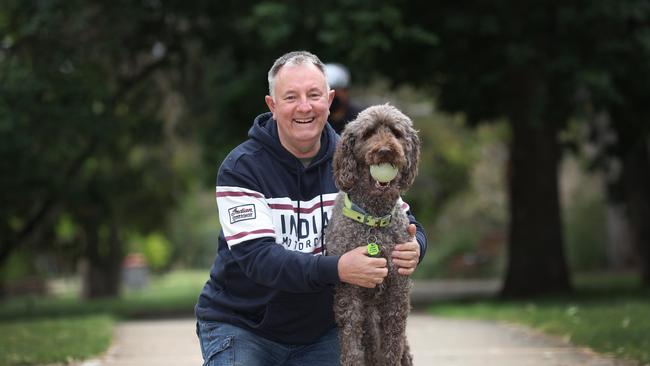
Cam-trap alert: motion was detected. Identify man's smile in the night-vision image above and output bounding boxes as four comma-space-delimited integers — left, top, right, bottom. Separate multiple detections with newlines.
293, 117, 315, 124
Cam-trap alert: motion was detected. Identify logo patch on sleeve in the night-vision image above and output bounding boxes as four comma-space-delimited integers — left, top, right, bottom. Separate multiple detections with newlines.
228, 204, 256, 224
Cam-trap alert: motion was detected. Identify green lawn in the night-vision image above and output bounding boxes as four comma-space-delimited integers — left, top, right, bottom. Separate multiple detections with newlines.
0, 270, 207, 366
0, 315, 113, 366
0, 270, 207, 321
429, 273, 650, 364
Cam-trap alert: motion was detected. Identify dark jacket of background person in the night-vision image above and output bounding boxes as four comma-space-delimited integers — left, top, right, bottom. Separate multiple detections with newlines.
325, 63, 363, 134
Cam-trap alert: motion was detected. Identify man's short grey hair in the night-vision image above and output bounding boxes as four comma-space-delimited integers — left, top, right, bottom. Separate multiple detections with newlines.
267, 50, 329, 98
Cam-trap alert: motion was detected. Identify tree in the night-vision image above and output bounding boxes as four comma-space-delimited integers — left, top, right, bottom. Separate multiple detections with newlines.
0, 0, 409, 297
605, 3, 650, 287
580, 1, 650, 286
371, 1, 599, 296
0, 0, 184, 297
10, 0, 645, 299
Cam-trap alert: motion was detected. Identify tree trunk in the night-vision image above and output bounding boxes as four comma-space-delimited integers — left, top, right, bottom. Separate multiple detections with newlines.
621, 141, 650, 287
81, 218, 123, 299
501, 76, 572, 297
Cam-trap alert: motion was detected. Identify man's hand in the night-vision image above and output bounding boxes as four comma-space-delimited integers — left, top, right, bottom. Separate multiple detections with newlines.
391, 224, 420, 276
338, 246, 388, 288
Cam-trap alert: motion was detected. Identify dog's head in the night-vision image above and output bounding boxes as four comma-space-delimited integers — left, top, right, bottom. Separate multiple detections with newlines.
333, 104, 420, 197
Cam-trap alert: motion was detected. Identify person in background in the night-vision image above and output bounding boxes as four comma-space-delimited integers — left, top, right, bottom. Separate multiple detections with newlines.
195, 50, 427, 366
324, 63, 363, 134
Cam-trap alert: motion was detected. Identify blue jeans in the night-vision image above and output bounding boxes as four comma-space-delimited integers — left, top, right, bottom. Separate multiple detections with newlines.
196, 320, 341, 366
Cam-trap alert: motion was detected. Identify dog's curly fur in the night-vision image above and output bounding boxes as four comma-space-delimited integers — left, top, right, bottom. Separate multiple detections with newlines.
325, 104, 420, 366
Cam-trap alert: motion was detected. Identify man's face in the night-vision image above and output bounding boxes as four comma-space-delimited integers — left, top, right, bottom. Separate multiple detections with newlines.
265, 63, 335, 158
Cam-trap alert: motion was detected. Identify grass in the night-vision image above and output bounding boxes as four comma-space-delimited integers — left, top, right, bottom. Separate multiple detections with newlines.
0, 314, 113, 366
429, 272, 650, 365
0, 270, 207, 321
0, 270, 207, 366
2, 270, 648, 365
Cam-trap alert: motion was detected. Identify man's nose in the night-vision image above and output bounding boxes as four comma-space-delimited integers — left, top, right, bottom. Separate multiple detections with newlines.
297, 98, 313, 112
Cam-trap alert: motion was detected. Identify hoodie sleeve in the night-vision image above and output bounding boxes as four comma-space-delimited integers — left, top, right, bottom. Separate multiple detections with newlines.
398, 198, 428, 263
408, 214, 427, 263
216, 162, 339, 292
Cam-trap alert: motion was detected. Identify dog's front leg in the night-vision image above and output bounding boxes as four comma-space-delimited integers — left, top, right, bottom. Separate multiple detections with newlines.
362, 306, 381, 366
400, 340, 414, 365
334, 285, 366, 366
377, 282, 412, 365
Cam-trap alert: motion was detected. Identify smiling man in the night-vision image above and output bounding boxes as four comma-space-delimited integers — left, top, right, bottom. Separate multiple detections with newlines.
264, 59, 334, 158
195, 51, 427, 366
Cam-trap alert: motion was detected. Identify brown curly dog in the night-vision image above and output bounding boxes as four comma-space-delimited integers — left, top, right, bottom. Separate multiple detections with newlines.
325, 104, 420, 366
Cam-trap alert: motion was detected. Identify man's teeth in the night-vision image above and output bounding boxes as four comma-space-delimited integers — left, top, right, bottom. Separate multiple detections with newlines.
295, 118, 313, 123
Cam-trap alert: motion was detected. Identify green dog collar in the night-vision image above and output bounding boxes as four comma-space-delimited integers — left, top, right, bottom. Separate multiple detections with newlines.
342, 193, 393, 228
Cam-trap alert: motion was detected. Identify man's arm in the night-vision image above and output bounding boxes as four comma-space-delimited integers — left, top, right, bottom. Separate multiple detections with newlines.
217, 165, 339, 292
391, 213, 427, 276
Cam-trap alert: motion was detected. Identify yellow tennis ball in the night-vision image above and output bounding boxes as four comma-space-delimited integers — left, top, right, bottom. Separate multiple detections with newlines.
370, 163, 398, 183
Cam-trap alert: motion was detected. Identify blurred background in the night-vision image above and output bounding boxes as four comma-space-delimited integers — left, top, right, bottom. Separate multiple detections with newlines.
1, 1, 649, 364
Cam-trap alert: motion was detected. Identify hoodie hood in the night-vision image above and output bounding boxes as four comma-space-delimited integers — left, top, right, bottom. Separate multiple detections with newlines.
249, 112, 339, 171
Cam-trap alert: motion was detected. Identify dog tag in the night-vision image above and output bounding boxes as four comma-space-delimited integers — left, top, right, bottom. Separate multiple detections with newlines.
367, 242, 380, 256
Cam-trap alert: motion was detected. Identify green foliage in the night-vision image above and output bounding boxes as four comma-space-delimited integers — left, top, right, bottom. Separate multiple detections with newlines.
409, 113, 475, 224
412, 121, 509, 279
3, 0, 428, 292
415, 228, 482, 279
128, 233, 173, 272
168, 184, 221, 268
142, 234, 172, 272
182, 0, 437, 173
0, 315, 113, 366
561, 159, 608, 271
2, 0, 649, 297
0, 250, 36, 283
565, 200, 608, 271
0, 0, 191, 294
55, 215, 77, 243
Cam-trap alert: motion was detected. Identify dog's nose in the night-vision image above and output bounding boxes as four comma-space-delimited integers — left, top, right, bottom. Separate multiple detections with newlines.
377, 147, 393, 159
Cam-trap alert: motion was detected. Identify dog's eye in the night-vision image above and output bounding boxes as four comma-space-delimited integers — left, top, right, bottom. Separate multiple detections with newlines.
362, 127, 377, 139
391, 128, 404, 138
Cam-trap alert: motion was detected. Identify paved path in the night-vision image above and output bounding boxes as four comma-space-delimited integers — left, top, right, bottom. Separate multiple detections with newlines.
407, 314, 634, 366
64, 280, 636, 366
73, 313, 635, 366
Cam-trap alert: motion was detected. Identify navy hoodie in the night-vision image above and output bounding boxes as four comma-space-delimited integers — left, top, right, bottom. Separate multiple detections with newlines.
195, 112, 427, 344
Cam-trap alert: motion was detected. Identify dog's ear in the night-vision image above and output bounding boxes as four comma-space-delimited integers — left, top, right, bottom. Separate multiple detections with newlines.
333, 133, 357, 191
399, 126, 420, 190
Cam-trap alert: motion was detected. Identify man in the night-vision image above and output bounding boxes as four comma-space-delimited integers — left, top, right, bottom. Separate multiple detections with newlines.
324, 63, 363, 134
195, 50, 426, 366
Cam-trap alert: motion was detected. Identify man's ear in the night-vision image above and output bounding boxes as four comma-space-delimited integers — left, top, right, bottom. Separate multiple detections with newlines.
328, 89, 335, 107
265, 95, 276, 116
